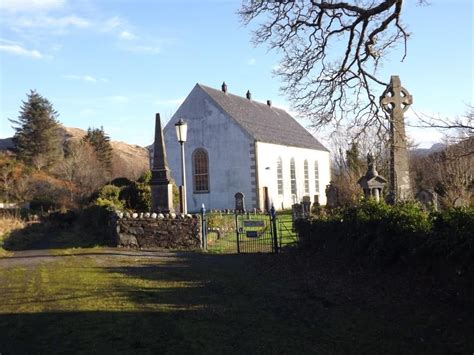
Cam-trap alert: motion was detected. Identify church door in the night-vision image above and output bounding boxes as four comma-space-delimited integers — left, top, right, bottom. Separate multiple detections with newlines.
263, 187, 270, 212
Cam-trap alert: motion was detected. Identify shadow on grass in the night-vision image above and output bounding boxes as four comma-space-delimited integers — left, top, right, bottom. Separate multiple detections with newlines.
0, 253, 333, 354
2, 219, 115, 251
0, 250, 472, 354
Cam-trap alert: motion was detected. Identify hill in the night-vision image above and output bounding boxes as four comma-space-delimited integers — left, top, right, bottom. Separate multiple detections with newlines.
1, 126, 150, 180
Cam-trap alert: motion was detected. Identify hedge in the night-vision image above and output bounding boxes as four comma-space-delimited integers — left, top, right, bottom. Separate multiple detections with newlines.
295, 200, 473, 268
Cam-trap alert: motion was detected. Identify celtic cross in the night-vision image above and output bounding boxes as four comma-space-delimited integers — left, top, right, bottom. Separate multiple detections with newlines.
380, 75, 413, 203
380, 75, 412, 114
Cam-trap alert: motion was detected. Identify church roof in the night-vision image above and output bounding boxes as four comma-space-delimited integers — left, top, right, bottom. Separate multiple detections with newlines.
197, 84, 329, 152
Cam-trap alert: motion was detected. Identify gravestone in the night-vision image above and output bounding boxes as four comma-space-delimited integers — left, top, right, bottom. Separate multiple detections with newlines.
416, 189, 438, 211
150, 113, 174, 213
380, 75, 413, 203
234, 192, 245, 213
325, 181, 338, 208
302, 196, 311, 217
292, 203, 305, 221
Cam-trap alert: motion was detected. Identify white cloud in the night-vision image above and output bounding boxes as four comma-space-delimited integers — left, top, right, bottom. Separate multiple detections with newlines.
102, 16, 125, 32
0, 0, 65, 12
119, 31, 136, 40
0, 42, 42, 59
16, 15, 90, 29
247, 58, 256, 66
63, 74, 108, 83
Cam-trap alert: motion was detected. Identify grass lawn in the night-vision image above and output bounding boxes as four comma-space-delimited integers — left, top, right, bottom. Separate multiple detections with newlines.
0, 247, 472, 354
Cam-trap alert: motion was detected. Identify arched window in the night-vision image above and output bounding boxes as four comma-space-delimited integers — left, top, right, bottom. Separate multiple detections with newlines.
192, 148, 209, 193
304, 160, 309, 194
290, 158, 297, 196
277, 157, 283, 195
314, 160, 320, 194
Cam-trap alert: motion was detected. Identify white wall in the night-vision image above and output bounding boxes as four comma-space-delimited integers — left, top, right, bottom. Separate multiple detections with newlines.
256, 142, 331, 209
164, 85, 255, 212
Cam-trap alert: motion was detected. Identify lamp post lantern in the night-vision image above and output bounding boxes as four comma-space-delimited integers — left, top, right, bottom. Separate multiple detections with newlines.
175, 119, 188, 214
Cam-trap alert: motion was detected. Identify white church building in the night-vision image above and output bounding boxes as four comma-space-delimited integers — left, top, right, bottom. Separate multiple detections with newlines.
163, 83, 330, 212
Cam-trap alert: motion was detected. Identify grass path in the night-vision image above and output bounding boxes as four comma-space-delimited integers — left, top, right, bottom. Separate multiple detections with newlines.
0, 248, 472, 354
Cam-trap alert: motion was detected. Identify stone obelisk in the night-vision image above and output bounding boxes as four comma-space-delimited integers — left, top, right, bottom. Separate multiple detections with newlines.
380, 75, 413, 203
150, 113, 174, 213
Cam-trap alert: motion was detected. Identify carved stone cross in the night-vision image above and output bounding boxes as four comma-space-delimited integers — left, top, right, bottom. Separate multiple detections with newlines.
380, 75, 413, 203
380, 75, 413, 115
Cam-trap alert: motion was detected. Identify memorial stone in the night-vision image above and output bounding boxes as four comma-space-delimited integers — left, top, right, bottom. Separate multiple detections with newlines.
380, 75, 413, 203
150, 113, 174, 213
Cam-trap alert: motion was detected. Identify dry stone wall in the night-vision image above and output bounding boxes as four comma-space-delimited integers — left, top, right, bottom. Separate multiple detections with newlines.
115, 212, 201, 249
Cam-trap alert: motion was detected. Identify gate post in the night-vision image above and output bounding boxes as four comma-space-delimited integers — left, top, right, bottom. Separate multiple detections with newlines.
270, 204, 279, 253
201, 203, 207, 251
235, 212, 240, 253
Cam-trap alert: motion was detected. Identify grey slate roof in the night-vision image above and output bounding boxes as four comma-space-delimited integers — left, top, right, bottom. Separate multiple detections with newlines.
198, 84, 329, 152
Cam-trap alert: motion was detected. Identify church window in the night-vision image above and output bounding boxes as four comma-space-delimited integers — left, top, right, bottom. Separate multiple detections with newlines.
304, 160, 309, 194
290, 158, 297, 196
277, 157, 283, 195
193, 148, 209, 193
314, 161, 320, 194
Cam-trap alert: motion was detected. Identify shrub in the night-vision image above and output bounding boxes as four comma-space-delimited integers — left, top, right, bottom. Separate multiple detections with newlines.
95, 185, 123, 210
296, 202, 474, 268
98, 184, 121, 201
119, 181, 150, 212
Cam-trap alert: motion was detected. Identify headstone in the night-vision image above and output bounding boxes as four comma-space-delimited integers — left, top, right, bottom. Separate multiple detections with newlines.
234, 192, 245, 213
416, 189, 438, 211
325, 181, 338, 208
302, 196, 311, 217
313, 195, 320, 206
292, 203, 305, 221
150, 113, 174, 213
380, 75, 413, 203
357, 152, 387, 203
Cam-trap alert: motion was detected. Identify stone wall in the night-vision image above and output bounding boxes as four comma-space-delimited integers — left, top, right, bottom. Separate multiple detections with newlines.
115, 212, 201, 249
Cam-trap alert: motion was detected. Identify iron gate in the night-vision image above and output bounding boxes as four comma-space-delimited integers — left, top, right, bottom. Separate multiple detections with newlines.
202, 208, 298, 254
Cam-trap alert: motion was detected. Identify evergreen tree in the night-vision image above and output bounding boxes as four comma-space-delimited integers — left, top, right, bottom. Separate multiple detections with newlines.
82, 126, 113, 173
345, 142, 364, 177
10, 90, 62, 170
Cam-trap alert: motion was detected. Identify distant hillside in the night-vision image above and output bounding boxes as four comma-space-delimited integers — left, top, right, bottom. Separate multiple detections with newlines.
410, 143, 445, 158
1, 126, 150, 180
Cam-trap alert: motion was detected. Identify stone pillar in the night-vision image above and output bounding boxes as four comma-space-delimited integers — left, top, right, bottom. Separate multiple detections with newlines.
380, 75, 413, 203
150, 113, 174, 213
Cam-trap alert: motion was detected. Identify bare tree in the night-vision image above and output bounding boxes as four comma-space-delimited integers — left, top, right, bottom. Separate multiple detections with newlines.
240, 0, 427, 135
54, 141, 108, 205
412, 105, 474, 142
410, 137, 473, 207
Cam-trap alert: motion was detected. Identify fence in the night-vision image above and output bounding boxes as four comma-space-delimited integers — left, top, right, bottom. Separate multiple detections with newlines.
201, 207, 298, 254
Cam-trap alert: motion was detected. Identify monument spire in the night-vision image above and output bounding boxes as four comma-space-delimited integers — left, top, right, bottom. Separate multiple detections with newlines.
380, 75, 413, 203
150, 113, 174, 213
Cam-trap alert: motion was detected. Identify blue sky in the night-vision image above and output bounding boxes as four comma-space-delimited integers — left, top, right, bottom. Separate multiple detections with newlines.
1, 0, 472, 148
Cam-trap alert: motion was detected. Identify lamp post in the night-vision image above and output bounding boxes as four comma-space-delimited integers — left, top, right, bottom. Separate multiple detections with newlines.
175, 118, 188, 214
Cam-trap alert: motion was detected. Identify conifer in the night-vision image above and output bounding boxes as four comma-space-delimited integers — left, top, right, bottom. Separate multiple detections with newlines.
10, 90, 62, 170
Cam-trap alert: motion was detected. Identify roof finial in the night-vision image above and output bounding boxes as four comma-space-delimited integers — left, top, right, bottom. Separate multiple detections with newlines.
246, 90, 251, 100
221, 81, 227, 94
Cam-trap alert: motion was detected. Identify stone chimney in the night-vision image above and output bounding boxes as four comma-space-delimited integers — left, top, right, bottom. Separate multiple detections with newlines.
246, 90, 252, 100
221, 82, 227, 93
267, 100, 272, 107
